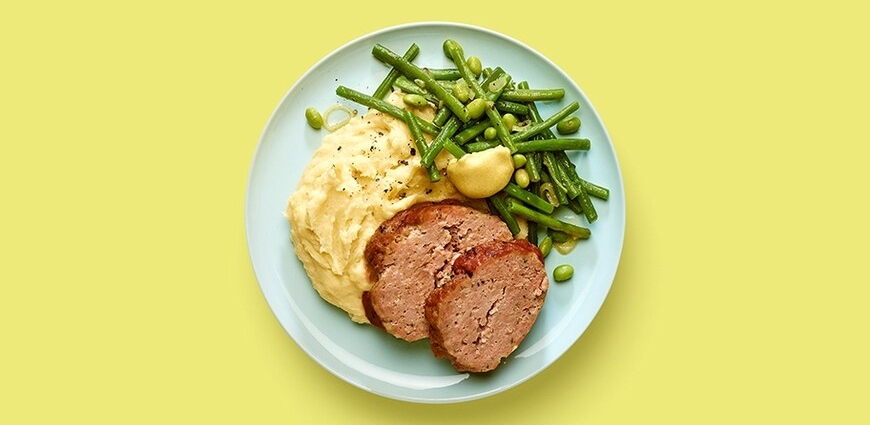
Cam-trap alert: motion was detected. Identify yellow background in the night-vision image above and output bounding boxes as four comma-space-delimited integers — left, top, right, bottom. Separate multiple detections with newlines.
2, 0, 868, 423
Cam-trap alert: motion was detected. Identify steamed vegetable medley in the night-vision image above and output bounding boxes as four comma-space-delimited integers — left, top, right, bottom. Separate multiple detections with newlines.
311, 38, 609, 256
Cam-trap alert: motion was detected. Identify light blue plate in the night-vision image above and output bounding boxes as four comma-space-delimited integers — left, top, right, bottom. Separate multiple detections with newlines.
246, 22, 625, 403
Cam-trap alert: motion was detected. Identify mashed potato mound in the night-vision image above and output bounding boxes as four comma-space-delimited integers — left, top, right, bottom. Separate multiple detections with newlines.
285, 93, 466, 323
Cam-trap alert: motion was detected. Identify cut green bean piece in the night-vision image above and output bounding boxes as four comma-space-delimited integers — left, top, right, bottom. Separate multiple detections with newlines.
403, 109, 441, 182
494, 100, 529, 116
500, 88, 566, 102
443, 40, 517, 152
432, 106, 452, 127
373, 44, 419, 100
372, 43, 471, 122
442, 139, 466, 159
393, 76, 438, 104
421, 116, 460, 167
462, 140, 500, 153
543, 152, 579, 200
510, 101, 580, 144
503, 182, 555, 214
514, 138, 591, 153
505, 199, 591, 239
424, 67, 462, 80
336, 85, 440, 135
454, 120, 491, 145
580, 178, 610, 200
573, 186, 598, 223
486, 196, 520, 236
525, 152, 543, 182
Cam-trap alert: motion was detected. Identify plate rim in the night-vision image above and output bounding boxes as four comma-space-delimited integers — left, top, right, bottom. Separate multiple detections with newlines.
245, 20, 626, 404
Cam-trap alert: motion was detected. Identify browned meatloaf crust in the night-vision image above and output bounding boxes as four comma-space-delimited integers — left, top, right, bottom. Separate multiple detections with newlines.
425, 239, 548, 373
363, 199, 513, 342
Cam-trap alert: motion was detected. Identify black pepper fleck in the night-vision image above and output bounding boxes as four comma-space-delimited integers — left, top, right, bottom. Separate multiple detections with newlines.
410, 148, 416, 156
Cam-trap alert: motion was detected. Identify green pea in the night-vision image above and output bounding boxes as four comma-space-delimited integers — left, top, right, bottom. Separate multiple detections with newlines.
556, 116, 581, 135
305, 107, 323, 130
514, 169, 530, 188
502, 113, 517, 131
512, 154, 527, 168
538, 235, 553, 258
484, 126, 497, 140
466, 98, 487, 120
466, 56, 482, 77
403, 94, 428, 108
553, 264, 574, 282
453, 80, 470, 103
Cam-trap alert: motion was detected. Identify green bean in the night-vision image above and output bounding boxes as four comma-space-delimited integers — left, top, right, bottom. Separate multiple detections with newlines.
548, 228, 572, 243
503, 182, 555, 214
372, 43, 471, 122
580, 178, 610, 200
542, 165, 570, 206
463, 140, 500, 153
557, 116, 581, 135
432, 106, 453, 127
553, 264, 574, 282
392, 76, 439, 104
373, 44, 419, 100
486, 196, 520, 236
525, 152, 543, 182
494, 100, 530, 116
510, 101, 580, 144
442, 139, 466, 159
527, 216, 539, 246
552, 151, 609, 201
420, 116, 460, 167
424, 67, 462, 80
572, 186, 598, 223
538, 181, 559, 207
335, 85, 440, 135
505, 199, 591, 239
500, 88, 566, 102
454, 121, 491, 145
542, 152, 578, 200
443, 40, 517, 152
514, 138, 591, 153
403, 109, 441, 182
520, 80, 556, 139
304, 107, 323, 129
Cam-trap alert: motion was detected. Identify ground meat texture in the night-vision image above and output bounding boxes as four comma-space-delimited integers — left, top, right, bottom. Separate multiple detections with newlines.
363, 199, 512, 342
425, 239, 548, 373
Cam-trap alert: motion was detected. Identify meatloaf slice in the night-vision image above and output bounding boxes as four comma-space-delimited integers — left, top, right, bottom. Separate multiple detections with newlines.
425, 239, 548, 373
363, 199, 512, 342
